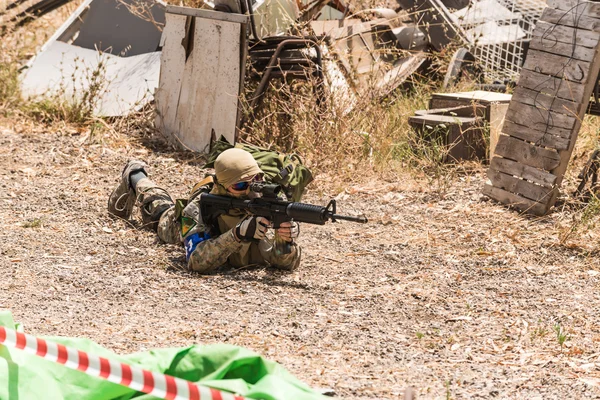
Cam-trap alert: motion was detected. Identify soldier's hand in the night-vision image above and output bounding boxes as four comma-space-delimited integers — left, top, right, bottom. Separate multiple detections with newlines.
234, 216, 270, 242
276, 221, 299, 242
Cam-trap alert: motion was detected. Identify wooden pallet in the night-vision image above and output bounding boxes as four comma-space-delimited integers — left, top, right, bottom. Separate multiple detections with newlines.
483, 0, 600, 215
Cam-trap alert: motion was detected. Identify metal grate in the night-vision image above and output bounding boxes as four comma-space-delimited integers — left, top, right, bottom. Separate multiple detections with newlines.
450, 0, 547, 82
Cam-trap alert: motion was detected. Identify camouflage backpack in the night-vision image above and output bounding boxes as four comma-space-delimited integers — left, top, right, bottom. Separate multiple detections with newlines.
204, 136, 313, 202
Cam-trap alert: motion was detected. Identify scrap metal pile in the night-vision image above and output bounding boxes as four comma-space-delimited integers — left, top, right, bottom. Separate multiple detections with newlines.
8, 0, 600, 219
1, 0, 552, 118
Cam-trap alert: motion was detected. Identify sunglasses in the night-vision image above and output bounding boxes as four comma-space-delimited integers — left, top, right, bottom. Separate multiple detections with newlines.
230, 175, 263, 191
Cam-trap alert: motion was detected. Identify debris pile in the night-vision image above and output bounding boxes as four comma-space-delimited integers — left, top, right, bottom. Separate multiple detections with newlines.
4, 0, 555, 122
397, 0, 547, 83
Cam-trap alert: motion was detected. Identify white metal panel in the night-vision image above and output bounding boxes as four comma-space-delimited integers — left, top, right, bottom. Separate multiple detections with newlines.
20, 41, 161, 116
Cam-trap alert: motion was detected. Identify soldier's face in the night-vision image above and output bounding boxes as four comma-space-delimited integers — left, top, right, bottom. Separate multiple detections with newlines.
227, 174, 263, 198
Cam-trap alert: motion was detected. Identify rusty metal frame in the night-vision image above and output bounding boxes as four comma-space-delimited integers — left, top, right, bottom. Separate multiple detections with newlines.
246, 37, 324, 116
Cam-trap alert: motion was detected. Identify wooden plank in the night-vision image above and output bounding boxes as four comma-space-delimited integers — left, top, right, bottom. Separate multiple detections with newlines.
547, 0, 600, 19
541, 7, 600, 32
518, 69, 586, 102
482, 184, 549, 216
413, 104, 486, 118
489, 103, 508, 159
505, 112, 573, 139
487, 1, 600, 213
547, 7, 600, 207
529, 36, 598, 63
532, 22, 600, 49
503, 115, 569, 139
511, 87, 580, 117
488, 169, 555, 203
522, 50, 592, 83
408, 115, 476, 126
501, 120, 571, 151
155, 13, 188, 140
166, 5, 249, 24
494, 135, 561, 171
175, 17, 241, 152
490, 157, 557, 187
506, 100, 577, 131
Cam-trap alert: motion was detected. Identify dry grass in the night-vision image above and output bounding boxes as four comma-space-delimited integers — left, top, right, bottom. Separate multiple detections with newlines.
2, 3, 600, 398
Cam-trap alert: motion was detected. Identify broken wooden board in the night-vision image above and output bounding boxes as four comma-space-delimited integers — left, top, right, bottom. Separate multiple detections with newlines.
493, 135, 561, 171
484, 1, 600, 215
518, 69, 587, 101
408, 114, 486, 162
501, 120, 571, 151
155, 7, 247, 153
482, 184, 549, 215
505, 100, 577, 131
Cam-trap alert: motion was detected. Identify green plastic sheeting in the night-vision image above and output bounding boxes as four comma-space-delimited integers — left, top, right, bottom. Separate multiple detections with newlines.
0, 310, 329, 400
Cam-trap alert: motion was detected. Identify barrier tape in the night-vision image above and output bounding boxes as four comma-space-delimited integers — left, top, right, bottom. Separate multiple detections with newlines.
0, 326, 246, 400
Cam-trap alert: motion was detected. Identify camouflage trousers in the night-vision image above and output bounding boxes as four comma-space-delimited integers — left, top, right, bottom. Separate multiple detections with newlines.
135, 178, 180, 244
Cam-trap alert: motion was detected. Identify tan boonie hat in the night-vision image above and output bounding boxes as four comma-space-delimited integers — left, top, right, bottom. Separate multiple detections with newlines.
214, 148, 262, 188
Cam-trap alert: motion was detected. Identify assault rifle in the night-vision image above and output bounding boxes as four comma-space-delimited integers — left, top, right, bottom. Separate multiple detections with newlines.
199, 182, 368, 230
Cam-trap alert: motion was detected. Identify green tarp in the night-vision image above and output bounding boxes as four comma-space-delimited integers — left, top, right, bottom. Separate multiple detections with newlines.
0, 310, 329, 400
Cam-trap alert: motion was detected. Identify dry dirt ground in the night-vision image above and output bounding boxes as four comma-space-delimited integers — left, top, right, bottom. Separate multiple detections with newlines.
2, 119, 600, 399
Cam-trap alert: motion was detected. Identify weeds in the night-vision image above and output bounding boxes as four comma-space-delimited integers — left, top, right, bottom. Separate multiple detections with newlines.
0, 62, 21, 111
531, 325, 548, 340
240, 72, 454, 184
22, 218, 43, 228
554, 323, 569, 349
560, 193, 600, 244
25, 58, 109, 126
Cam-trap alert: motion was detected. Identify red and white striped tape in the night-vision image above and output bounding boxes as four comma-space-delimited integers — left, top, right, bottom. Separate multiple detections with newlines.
0, 326, 247, 400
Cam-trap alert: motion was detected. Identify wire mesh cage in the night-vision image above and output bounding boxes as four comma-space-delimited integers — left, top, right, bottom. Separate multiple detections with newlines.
449, 0, 547, 83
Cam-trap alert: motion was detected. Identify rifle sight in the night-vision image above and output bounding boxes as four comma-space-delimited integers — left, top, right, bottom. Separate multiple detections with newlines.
249, 182, 282, 198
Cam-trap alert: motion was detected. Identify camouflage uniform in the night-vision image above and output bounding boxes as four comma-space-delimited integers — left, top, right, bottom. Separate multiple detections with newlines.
179, 182, 301, 273
124, 176, 301, 273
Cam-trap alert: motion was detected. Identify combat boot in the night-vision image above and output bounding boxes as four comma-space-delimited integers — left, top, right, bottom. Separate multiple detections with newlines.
107, 160, 147, 219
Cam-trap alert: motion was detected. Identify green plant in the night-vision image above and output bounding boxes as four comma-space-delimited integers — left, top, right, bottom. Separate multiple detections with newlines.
416, 332, 425, 340
554, 323, 569, 349
24, 58, 109, 126
561, 193, 600, 244
0, 62, 20, 110
22, 218, 43, 228
532, 326, 548, 340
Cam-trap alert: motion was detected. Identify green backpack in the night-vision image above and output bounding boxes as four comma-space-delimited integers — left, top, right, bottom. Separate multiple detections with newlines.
205, 136, 313, 202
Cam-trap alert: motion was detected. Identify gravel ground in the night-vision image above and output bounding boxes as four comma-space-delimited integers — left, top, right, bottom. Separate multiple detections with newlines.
2, 121, 600, 399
